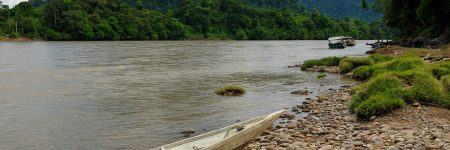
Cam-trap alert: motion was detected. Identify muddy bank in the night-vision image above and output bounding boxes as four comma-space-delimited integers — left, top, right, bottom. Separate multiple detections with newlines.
0, 37, 40, 42
243, 85, 450, 150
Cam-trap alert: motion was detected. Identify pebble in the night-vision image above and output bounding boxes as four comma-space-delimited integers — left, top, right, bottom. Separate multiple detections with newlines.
318, 145, 333, 150
353, 141, 364, 147
180, 129, 195, 134
371, 137, 383, 144
394, 138, 405, 143
280, 143, 290, 147
286, 123, 297, 129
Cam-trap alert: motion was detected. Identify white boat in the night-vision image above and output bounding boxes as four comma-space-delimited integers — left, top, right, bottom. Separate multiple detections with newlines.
328, 36, 356, 48
151, 110, 285, 150
328, 36, 346, 49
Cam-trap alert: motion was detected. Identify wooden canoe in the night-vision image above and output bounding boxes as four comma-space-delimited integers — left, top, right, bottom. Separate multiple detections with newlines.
151, 110, 285, 150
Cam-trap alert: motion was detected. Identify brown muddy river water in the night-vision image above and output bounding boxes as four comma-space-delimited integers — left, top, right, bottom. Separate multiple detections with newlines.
0, 41, 372, 149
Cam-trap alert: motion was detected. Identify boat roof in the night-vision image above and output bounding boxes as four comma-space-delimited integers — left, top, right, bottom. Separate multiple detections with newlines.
328, 36, 353, 40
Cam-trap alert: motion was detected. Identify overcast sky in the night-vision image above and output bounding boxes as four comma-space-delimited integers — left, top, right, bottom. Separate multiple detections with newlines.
1, 0, 27, 7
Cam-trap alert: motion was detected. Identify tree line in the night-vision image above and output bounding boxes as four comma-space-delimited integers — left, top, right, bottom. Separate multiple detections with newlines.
373, 0, 450, 42
0, 0, 393, 40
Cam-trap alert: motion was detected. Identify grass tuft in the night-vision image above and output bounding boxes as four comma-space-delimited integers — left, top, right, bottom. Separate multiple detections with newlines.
317, 73, 326, 79
215, 85, 246, 96
339, 57, 374, 74
443, 75, 450, 93
350, 74, 406, 113
384, 56, 424, 71
431, 61, 450, 79
369, 54, 392, 63
355, 93, 405, 119
394, 71, 445, 104
301, 56, 344, 70
352, 66, 373, 81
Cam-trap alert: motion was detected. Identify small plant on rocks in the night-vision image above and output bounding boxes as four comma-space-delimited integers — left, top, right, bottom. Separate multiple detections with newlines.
215, 85, 246, 96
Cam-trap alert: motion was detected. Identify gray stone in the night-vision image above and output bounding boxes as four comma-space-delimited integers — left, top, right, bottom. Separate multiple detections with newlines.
394, 138, 405, 143
386, 147, 401, 150
280, 143, 290, 147
318, 145, 333, 150
371, 137, 384, 144
260, 139, 270, 143
431, 132, 442, 139
405, 139, 418, 145
405, 144, 414, 149
278, 139, 291, 144
261, 143, 270, 146
264, 145, 275, 150
181, 129, 195, 134
353, 141, 364, 147
286, 123, 297, 129
425, 144, 441, 149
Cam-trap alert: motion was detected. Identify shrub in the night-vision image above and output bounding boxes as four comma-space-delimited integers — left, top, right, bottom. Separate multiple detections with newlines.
432, 67, 450, 79
349, 54, 450, 120
408, 77, 444, 104
394, 71, 445, 104
339, 57, 374, 73
431, 61, 450, 79
443, 75, 450, 93
384, 56, 424, 71
354, 93, 405, 119
301, 56, 344, 70
352, 66, 373, 81
339, 62, 354, 74
215, 85, 246, 96
317, 73, 326, 79
350, 74, 406, 112
369, 54, 392, 63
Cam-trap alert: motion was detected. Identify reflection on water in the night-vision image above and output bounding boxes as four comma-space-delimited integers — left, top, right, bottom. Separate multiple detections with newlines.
0, 41, 371, 149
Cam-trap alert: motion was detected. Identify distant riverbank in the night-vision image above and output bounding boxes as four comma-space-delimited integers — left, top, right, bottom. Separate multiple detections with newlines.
0, 37, 40, 42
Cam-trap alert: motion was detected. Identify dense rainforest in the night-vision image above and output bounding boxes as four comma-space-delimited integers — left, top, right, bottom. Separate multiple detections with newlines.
373, 0, 450, 44
0, 0, 393, 40
299, 0, 382, 23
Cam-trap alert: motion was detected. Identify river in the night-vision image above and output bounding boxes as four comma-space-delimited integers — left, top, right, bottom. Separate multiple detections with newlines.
0, 41, 372, 149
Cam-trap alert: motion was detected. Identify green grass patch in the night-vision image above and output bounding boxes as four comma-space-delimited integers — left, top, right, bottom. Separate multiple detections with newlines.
352, 66, 373, 81
369, 54, 392, 63
394, 71, 445, 104
339, 57, 374, 74
303, 54, 450, 120
354, 93, 405, 119
350, 55, 450, 119
430, 61, 450, 79
317, 73, 326, 79
350, 74, 406, 113
215, 85, 246, 96
301, 56, 344, 70
383, 56, 424, 71
443, 75, 450, 93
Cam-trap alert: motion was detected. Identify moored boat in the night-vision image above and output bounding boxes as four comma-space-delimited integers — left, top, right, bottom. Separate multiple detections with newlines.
328, 36, 346, 49
151, 110, 285, 150
342, 37, 356, 46
328, 36, 356, 49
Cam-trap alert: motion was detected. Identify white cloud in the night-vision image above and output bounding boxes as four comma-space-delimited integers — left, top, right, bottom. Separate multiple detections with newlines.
1, 0, 28, 7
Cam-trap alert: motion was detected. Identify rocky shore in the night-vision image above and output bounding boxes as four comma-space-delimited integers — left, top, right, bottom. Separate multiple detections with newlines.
243, 85, 450, 150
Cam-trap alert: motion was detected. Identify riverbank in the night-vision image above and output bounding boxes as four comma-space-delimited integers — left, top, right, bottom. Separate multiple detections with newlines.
243, 46, 450, 150
244, 85, 450, 150
0, 37, 40, 42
